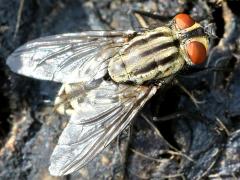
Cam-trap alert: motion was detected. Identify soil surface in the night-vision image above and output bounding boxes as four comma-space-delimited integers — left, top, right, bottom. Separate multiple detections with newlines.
0, 0, 240, 179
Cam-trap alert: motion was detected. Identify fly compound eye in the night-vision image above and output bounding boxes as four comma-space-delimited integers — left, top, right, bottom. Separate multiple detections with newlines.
175, 13, 195, 30
186, 41, 207, 65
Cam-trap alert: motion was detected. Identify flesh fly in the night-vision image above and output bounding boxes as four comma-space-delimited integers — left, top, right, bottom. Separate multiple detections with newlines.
6, 13, 209, 176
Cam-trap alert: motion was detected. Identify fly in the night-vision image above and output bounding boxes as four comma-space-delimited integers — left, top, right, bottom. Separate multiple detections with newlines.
6, 13, 209, 176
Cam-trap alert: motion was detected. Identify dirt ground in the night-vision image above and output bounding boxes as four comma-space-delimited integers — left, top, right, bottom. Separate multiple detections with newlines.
0, 0, 240, 179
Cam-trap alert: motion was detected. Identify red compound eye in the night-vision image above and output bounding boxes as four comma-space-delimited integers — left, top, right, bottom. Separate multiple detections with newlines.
175, 13, 195, 30
187, 41, 207, 64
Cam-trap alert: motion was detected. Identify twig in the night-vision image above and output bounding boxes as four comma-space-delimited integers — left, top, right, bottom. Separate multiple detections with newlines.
215, 116, 231, 136
156, 173, 185, 179
141, 113, 195, 163
116, 126, 132, 179
196, 150, 219, 180
152, 111, 186, 122
14, 0, 25, 39
130, 148, 165, 163
141, 113, 178, 151
175, 79, 205, 109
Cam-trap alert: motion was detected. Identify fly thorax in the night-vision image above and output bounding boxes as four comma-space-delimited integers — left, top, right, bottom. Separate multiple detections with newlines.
109, 27, 183, 84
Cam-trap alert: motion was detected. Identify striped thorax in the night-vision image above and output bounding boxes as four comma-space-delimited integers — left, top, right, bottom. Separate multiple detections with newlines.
108, 14, 209, 84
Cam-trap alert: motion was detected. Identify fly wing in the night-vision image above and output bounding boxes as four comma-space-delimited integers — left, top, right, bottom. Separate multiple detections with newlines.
49, 79, 157, 176
6, 31, 136, 83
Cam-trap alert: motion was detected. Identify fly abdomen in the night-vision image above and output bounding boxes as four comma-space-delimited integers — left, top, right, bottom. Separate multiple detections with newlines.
108, 27, 184, 84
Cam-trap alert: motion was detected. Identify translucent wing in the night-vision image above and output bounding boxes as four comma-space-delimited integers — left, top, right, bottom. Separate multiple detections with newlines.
6, 31, 136, 83
49, 79, 157, 176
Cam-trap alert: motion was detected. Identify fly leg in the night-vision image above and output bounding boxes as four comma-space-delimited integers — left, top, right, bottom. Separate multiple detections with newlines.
130, 8, 170, 21
128, 9, 149, 31
153, 108, 229, 137
114, 126, 132, 178
128, 8, 170, 31
177, 66, 230, 79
